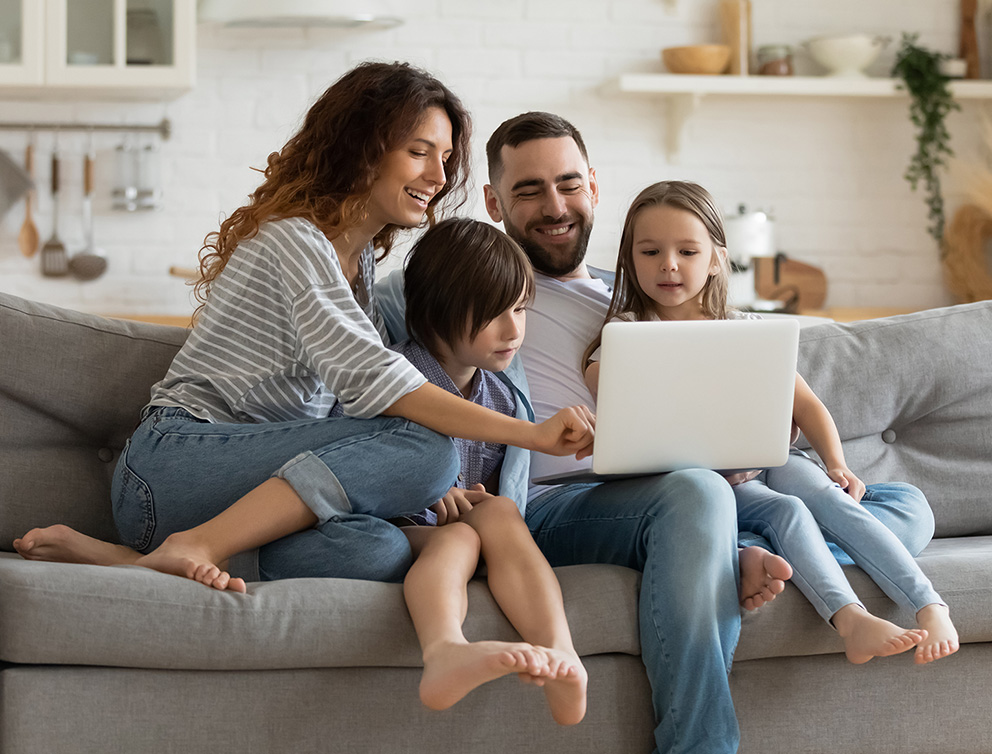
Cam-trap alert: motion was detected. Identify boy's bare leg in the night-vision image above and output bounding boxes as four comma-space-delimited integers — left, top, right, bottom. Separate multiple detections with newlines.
134, 478, 317, 593
14, 525, 141, 566
832, 603, 928, 664
403, 525, 553, 711
739, 545, 794, 610
914, 604, 959, 664
463, 498, 588, 726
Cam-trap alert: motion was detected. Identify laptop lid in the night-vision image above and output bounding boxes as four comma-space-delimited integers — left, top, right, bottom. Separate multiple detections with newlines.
533, 318, 800, 484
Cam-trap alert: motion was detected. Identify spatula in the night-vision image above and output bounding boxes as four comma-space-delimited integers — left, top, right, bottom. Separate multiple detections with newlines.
17, 143, 40, 257
40, 149, 69, 277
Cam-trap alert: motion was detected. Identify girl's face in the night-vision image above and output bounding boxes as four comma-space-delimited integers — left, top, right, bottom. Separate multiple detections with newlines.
440, 290, 528, 377
366, 107, 453, 231
630, 204, 724, 321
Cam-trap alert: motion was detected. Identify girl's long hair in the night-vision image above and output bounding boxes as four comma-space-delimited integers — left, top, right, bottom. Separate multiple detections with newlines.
193, 61, 472, 312
582, 180, 731, 367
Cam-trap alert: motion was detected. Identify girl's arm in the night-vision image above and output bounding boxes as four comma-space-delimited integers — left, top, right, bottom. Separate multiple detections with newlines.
384, 381, 595, 459
792, 373, 866, 501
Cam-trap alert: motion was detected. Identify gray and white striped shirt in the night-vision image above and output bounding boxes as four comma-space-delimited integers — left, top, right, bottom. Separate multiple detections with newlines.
148, 217, 426, 423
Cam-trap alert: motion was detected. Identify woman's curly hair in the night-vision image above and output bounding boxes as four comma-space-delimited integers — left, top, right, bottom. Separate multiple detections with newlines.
193, 61, 472, 312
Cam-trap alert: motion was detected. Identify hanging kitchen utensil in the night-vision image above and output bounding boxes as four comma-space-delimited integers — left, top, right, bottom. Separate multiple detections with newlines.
40, 146, 69, 277
69, 142, 108, 281
0, 145, 33, 222
17, 141, 40, 257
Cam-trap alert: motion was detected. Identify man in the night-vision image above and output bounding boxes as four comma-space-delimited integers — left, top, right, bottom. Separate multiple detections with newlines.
481, 111, 936, 754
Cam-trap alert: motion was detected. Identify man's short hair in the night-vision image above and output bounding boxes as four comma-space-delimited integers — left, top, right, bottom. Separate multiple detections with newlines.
486, 111, 590, 185
404, 217, 535, 360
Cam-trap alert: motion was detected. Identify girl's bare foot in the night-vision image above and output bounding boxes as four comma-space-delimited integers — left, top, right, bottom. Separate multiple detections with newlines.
833, 604, 927, 664
419, 640, 550, 711
133, 532, 246, 593
539, 647, 588, 726
915, 604, 959, 664
13, 525, 140, 566
739, 546, 793, 610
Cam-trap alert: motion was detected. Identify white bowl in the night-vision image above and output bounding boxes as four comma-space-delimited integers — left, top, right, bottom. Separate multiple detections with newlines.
805, 34, 890, 77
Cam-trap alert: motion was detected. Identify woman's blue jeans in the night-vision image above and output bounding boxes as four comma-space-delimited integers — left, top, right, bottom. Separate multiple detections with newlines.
111, 407, 460, 582
735, 454, 941, 622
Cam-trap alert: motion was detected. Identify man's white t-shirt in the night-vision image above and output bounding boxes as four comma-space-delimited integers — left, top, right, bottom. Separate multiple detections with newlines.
518, 273, 612, 499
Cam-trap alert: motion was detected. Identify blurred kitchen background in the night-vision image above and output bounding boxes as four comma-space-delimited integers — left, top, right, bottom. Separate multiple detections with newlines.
1, 0, 991, 321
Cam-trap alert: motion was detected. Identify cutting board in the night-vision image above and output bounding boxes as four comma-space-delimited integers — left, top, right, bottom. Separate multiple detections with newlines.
752, 255, 827, 311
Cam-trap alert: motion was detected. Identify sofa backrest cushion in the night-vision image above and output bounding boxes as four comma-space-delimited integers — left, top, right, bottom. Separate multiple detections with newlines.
0, 293, 187, 549
797, 302, 992, 538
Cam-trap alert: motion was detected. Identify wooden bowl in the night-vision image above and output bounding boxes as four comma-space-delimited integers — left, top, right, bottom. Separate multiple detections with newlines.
662, 44, 731, 75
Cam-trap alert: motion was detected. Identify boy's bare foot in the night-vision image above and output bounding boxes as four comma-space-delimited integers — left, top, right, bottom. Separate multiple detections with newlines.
133, 532, 247, 593
538, 647, 588, 726
13, 525, 141, 566
739, 546, 793, 610
419, 640, 550, 711
833, 604, 927, 664
915, 604, 959, 664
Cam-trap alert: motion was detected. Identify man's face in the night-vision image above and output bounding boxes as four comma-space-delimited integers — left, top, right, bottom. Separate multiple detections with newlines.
484, 137, 599, 278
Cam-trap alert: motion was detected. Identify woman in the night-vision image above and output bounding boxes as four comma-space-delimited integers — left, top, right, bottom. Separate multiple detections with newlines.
14, 61, 594, 593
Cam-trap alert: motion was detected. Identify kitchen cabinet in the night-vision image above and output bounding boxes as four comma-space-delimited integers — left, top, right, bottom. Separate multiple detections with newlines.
0, 0, 195, 99
617, 73, 992, 160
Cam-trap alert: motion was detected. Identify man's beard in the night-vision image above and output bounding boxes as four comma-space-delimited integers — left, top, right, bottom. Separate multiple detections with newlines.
505, 216, 593, 277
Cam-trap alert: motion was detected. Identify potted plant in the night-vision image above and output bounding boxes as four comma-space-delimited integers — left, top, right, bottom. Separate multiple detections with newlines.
892, 32, 961, 247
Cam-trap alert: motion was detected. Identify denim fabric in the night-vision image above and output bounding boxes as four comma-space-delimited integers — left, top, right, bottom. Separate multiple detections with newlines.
735, 454, 943, 622
111, 406, 460, 583
525, 469, 741, 754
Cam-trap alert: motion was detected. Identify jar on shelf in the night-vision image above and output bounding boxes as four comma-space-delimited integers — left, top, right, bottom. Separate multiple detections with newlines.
757, 44, 793, 76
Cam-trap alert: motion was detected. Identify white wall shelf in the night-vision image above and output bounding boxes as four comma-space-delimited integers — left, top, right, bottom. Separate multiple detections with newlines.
617, 73, 992, 160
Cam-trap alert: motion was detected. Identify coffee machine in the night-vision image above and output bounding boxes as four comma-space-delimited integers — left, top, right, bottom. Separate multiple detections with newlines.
723, 204, 778, 310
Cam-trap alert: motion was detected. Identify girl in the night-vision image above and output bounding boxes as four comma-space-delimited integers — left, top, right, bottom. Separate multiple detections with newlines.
582, 180, 958, 666
381, 217, 586, 724
14, 62, 593, 606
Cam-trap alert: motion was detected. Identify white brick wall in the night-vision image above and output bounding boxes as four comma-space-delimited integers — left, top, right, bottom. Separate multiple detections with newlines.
0, 0, 986, 316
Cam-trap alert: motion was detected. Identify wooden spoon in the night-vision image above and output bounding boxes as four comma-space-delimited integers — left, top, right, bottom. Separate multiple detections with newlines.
18, 143, 40, 258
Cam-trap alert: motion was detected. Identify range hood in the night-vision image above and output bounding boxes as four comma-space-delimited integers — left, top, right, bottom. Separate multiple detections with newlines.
198, 0, 404, 29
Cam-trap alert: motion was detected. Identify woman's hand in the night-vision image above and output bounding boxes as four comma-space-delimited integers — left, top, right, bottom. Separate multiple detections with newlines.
529, 405, 596, 459
723, 470, 761, 486
431, 484, 492, 525
827, 467, 866, 502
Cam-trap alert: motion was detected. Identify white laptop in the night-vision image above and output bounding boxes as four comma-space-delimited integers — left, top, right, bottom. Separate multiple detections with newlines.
532, 318, 800, 485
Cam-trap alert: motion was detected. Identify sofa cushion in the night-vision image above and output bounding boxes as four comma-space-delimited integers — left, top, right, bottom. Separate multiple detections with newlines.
0, 294, 187, 549
0, 557, 640, 669
797, 302, 992, 537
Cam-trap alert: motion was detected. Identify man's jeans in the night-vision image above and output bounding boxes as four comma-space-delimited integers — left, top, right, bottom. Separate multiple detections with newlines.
526, 468, 936, 754
526, 469, 742, 754
111, 406, 459, 582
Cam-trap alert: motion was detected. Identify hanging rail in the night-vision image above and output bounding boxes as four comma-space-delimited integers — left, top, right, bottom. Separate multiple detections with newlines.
0, 118, 171, 140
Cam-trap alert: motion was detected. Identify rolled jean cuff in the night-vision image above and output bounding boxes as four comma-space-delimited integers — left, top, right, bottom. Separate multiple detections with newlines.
276, 450, 352, 524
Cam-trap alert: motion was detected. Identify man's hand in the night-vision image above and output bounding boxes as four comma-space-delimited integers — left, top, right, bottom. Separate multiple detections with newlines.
529, 405, 596, 459
431, 484, 493, 525
827, 467, 866, 502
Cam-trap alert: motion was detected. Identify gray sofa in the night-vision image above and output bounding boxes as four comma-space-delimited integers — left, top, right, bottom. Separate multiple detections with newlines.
2, 290, 991, 754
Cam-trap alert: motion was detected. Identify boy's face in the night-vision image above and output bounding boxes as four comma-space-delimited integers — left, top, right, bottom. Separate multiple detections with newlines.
439, 291, 528, 376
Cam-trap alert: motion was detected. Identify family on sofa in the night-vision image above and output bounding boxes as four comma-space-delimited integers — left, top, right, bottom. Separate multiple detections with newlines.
11, 61, 959, 754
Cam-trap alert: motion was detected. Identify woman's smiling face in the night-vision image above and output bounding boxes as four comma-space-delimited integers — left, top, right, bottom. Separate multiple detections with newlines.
366, 107, 453, 231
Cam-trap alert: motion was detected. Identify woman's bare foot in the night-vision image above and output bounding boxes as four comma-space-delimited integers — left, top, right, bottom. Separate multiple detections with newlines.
419, 640, 550, 711
13, 525, 141, 566
739, 546, 793, 610
915, 604, 959, 664
133, 532, 246, 593
538, 647, 588, 726
833, 604, 927, 664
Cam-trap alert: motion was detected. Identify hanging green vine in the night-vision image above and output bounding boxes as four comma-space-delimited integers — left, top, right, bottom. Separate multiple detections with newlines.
891, 33, 960, 247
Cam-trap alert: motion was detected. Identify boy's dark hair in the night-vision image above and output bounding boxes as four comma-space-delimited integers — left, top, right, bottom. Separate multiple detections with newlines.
404, 218, 535, 359
486, 111, 590, 185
